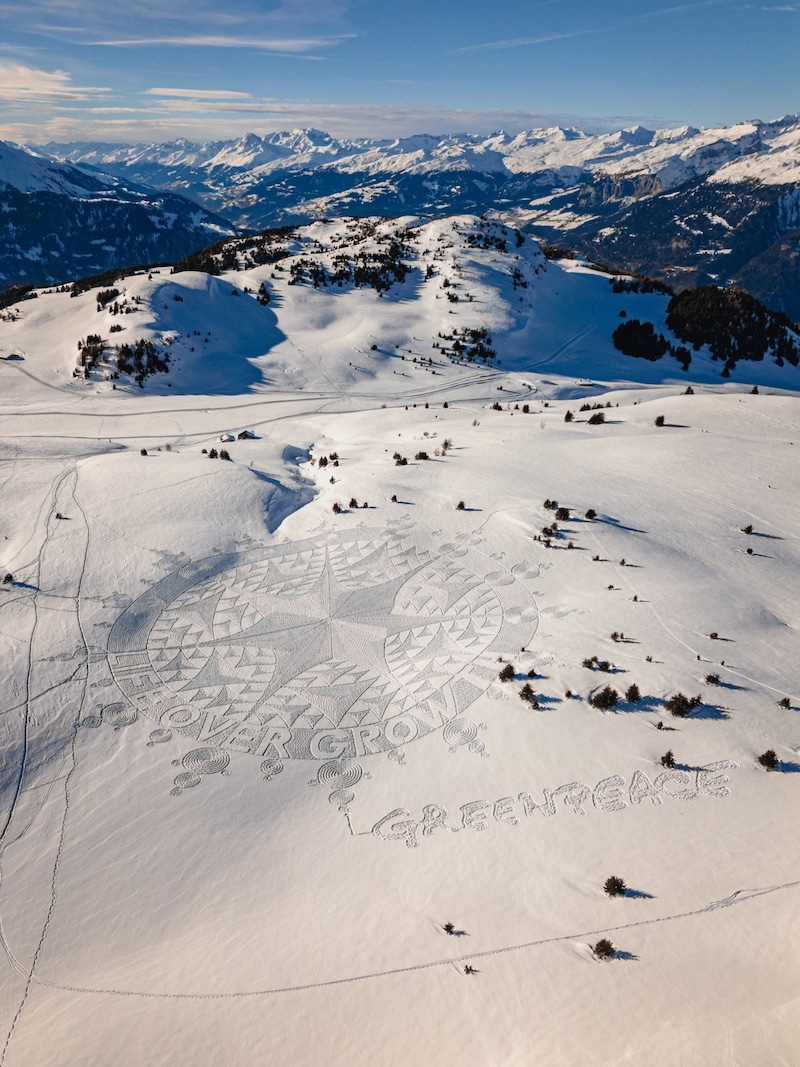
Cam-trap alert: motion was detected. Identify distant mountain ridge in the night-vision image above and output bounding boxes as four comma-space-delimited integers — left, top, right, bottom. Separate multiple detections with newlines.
4, 114, 800, 318
0, 140, 236, 290
43, 115, 800, 188
40, 116, 800, 320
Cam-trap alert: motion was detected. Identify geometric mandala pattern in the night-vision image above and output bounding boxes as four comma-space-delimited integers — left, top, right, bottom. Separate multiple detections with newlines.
108, 527, 538, 760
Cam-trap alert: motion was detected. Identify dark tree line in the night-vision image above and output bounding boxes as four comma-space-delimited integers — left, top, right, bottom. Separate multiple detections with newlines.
612, 319, 691, 369
665, 285, 799, 373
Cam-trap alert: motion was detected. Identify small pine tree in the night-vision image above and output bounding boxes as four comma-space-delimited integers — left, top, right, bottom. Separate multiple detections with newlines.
660, 750, 676, 768
332, 502, 341, 514
588, 411, 605, 425
564, 410, 573, 422
655, 415, 665, 427
778, 697, 791, 709
2, 573, 13, 584
208, 448, 218, 459
456, 500, 465, 510
625, 683, 640, 703
666, 692, 692, 717
499, 663, 515, 682
594, 938, 615, 959
140, 448, 147, 456
705, 673, 721, 685
757, 749, 778, 771
591, 686, 619, 710
604, 876, 627, 897
349, 497, 358, 509
585, 508, 596, 520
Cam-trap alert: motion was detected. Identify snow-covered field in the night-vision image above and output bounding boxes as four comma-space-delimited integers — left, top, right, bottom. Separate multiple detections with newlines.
1, 217, 798, 1066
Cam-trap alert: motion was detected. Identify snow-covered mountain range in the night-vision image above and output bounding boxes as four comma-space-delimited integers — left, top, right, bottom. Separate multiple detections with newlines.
44, 116, 800, 190
2, 113, 799, 317
28, 114, 800, 322
0, 141, 235, 291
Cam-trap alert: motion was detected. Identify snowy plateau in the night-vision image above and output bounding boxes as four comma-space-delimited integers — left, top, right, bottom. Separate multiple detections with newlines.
0, 215, 798, 1067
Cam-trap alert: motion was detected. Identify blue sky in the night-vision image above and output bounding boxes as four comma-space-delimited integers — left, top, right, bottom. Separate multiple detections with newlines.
1, 0, 797, 143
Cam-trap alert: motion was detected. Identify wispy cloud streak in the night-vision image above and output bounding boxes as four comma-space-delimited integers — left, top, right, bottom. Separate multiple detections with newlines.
90, 34, 354, 51
457, 28, 600, 53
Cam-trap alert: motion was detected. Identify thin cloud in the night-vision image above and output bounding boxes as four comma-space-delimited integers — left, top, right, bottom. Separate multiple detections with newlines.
144, 88, 254, 100
90, 34, 354, 52
457, 28, 600, 53
626, 0, 729, 20
8, 101, 669, 146
0, 61, 109, 101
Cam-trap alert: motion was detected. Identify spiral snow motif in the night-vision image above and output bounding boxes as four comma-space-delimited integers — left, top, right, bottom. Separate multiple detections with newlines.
329, 788, 356, 810
182, 747, 230, 776
148, 728, 173, 745
261, 758, 284, 780
81, 715, 102, 729
174, 772, 201, 790
316, 760, 363, 790
103, 703, 139, 730
443, 718, 478, 752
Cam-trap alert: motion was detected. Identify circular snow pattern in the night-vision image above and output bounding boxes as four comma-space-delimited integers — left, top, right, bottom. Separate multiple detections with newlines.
108, 528, 537, 761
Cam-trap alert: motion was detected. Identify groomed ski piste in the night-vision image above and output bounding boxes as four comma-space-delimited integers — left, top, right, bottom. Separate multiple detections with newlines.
0, 216, 798, 1066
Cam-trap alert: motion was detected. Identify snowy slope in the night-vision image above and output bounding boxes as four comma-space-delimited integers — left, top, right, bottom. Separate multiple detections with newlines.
3, 215, 796, 396
0, 215, 799, 1067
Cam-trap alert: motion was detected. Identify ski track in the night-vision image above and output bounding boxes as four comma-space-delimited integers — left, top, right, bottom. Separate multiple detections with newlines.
1, 463, 91, 1066
21, 878, 800, 1002
0, 464, 72, 845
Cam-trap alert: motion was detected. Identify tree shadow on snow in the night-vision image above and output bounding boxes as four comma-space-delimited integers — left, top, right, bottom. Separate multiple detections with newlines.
593, 517, 647, 534
686, 703, 729, 720
534, 694, 563, 708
